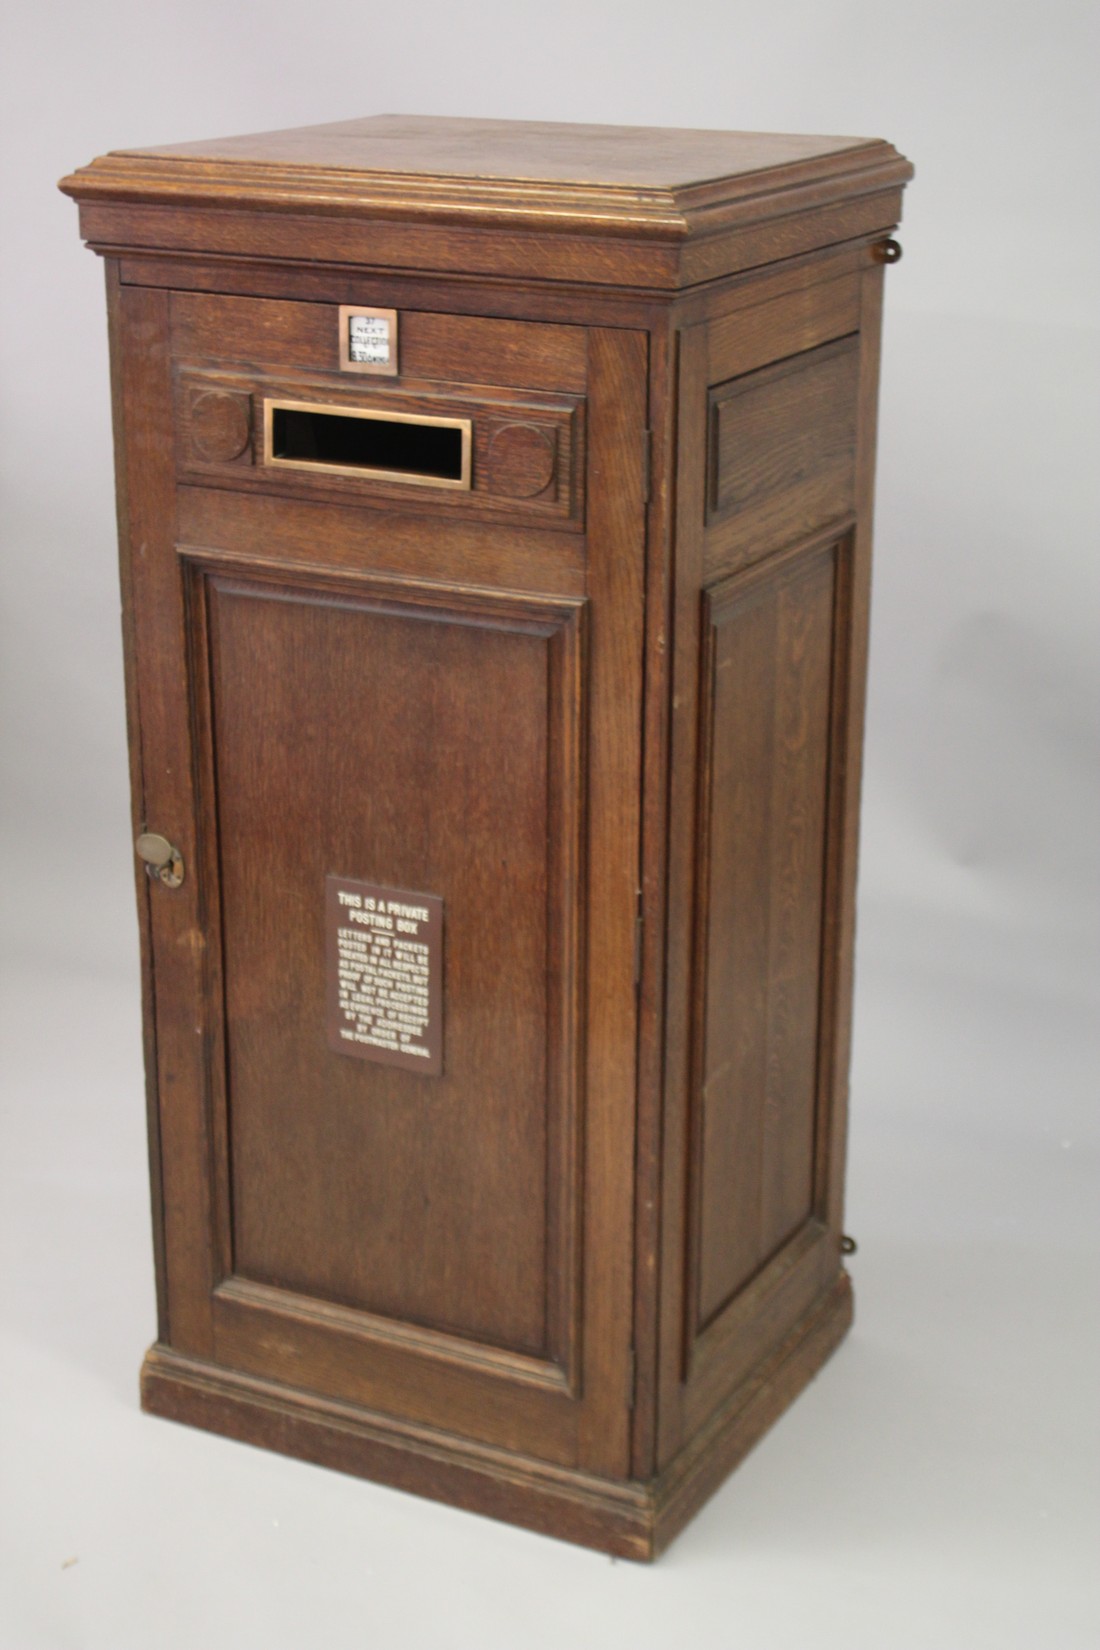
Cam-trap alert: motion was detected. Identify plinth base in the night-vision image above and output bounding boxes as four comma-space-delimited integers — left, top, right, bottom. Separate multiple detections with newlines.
141, 1271, 853, 1560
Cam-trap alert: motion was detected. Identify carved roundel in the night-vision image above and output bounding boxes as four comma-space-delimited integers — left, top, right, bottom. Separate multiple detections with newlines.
189, 389, 252, 464
485, 421, 558, 499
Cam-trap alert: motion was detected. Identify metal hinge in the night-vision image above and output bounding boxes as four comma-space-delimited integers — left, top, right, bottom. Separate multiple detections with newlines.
633, 890, 644, 987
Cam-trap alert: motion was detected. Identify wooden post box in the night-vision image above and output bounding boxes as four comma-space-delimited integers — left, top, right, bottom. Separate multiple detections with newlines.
60, 115, 912, 1559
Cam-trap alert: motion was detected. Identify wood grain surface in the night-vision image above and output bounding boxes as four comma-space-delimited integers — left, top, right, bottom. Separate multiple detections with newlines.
65, 114, 911, 1556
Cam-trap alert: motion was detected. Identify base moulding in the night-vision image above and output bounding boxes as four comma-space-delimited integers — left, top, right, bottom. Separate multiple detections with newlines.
141, 1269, 853, 1560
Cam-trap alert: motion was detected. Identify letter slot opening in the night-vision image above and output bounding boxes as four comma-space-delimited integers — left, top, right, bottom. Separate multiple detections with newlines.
264, 399, 472, 490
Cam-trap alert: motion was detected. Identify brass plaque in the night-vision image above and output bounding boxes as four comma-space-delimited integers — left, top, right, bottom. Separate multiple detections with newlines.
338, 305, 399, 375
326, 875, 443, 1075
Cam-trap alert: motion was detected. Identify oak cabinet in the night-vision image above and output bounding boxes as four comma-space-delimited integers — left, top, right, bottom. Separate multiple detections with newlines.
61, 115, 911, 1558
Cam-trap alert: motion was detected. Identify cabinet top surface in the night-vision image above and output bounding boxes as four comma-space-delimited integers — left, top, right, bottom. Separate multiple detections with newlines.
110, 113, 879, 190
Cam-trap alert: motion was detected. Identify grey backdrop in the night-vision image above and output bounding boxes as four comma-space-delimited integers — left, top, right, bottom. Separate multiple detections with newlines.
2, 2, 1097, 1646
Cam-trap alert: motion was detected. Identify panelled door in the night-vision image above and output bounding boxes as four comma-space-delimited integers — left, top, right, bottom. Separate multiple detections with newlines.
116, 280, 647, 1478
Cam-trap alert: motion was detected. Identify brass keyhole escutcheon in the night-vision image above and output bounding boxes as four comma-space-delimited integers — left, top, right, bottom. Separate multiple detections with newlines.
135, 831, 185, 889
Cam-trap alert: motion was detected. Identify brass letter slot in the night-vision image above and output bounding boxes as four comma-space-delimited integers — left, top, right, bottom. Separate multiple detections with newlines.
263, 399, 472, 490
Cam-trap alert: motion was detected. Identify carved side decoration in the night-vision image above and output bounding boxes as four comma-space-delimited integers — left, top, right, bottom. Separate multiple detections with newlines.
484, 421, 558, 499
187, 388, 252, 464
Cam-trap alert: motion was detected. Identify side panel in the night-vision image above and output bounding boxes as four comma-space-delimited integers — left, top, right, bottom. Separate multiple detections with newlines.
657, 262, 885, 1465
690, 541, 837, 1334
705, 337, 859, 567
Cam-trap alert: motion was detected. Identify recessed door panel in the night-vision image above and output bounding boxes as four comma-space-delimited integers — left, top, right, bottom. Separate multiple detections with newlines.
203, 575, 579, 1361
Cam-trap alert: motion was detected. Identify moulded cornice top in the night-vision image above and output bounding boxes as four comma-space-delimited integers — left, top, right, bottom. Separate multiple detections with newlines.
59, 112, 913, 241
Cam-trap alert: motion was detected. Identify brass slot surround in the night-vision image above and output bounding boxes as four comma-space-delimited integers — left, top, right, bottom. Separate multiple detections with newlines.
262, 397, 473, 491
